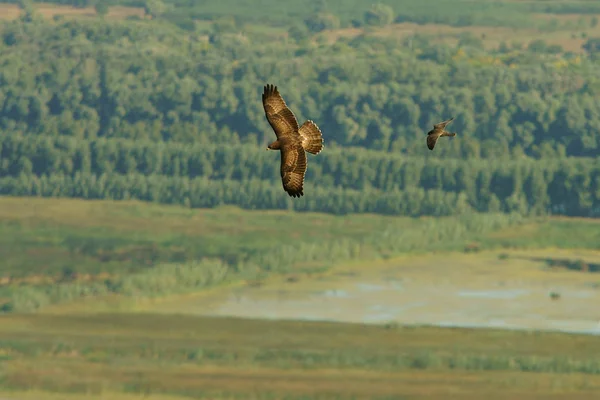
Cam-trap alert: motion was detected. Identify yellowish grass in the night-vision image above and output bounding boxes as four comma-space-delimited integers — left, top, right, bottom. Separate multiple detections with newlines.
0, 3, 146, 21
3, 313, 600, 360
0, 391, 193, 400
0, 4, 22, 20
2, 314, 600, 399
0, 196, 415, 239
322, 17, 600, 53
105, 6, 146, 19
3, 364, 600, 399
532, 13, 596, 22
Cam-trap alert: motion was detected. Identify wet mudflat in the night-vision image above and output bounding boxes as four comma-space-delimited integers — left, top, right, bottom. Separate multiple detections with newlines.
149, 250, 600, 335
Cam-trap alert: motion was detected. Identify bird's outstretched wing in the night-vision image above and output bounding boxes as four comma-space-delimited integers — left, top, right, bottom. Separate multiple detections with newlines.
427, 133, 441, 151
280, 143, 307, 198
433, 117, 454, 130
262, 84, 299, 139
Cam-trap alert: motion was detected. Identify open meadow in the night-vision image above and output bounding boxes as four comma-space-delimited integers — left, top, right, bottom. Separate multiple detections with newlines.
0, 196, 598, 314
0, 2, 146, 21
0, 198, 598, 400
3, 314, 600, 399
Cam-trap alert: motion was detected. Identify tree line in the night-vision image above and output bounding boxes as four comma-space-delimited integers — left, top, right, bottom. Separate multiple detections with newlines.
0, 134, 598, 217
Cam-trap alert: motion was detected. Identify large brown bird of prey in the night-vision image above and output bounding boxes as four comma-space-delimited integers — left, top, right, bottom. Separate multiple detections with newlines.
262, 84, 324, 198
427, 117, 457, 150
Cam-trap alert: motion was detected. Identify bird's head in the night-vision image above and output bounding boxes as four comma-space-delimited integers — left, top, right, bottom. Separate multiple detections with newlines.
266, 142, 279, 150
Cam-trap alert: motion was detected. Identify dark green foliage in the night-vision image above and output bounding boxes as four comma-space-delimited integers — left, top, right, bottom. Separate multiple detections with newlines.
363, 4, 394, 27
94, 1, 109, 16
0, 134, 598, 216
304, 12, 340, 32
0, 15, 599, 158
583, 37, 600, 57
0, 4, 598, 217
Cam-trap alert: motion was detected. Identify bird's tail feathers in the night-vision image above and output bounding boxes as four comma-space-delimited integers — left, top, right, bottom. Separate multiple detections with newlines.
442, 132, 457, 137
299, 120, 324, 155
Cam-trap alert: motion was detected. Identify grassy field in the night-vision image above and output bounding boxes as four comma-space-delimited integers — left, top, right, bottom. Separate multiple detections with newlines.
0, 196, 598, 313
0, 393, 192, 400
1, 314, 600, 399
0, 196, 596, 279
0, 2, 146, 20
0, 196, 520, 279
323, 14, 600, 53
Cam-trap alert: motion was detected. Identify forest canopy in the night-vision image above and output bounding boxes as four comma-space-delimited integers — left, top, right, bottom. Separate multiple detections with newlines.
0, 0, 599, 217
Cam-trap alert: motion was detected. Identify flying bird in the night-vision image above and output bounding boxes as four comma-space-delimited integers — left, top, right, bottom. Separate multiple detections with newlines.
427, 117, 457, 150
262, 84, 324, 198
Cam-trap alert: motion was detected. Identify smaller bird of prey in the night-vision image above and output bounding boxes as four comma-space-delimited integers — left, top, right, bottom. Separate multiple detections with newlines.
427, 117, 457, 150
262, 84, 324, 198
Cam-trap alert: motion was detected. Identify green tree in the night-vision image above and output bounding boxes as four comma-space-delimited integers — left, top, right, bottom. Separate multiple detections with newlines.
144, 0, 166, 19
364, 4, 395, 27
95, 2, 109, 17
304, 12, 340, 32
583, 37, 600, 57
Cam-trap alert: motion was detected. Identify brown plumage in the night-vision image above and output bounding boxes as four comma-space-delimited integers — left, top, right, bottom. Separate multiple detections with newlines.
262, 84, 324, 198
427, 117, 457, 150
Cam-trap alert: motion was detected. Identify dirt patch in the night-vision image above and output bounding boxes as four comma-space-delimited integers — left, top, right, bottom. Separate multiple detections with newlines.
0, 3, 146, 21
322, 19, 600, 53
